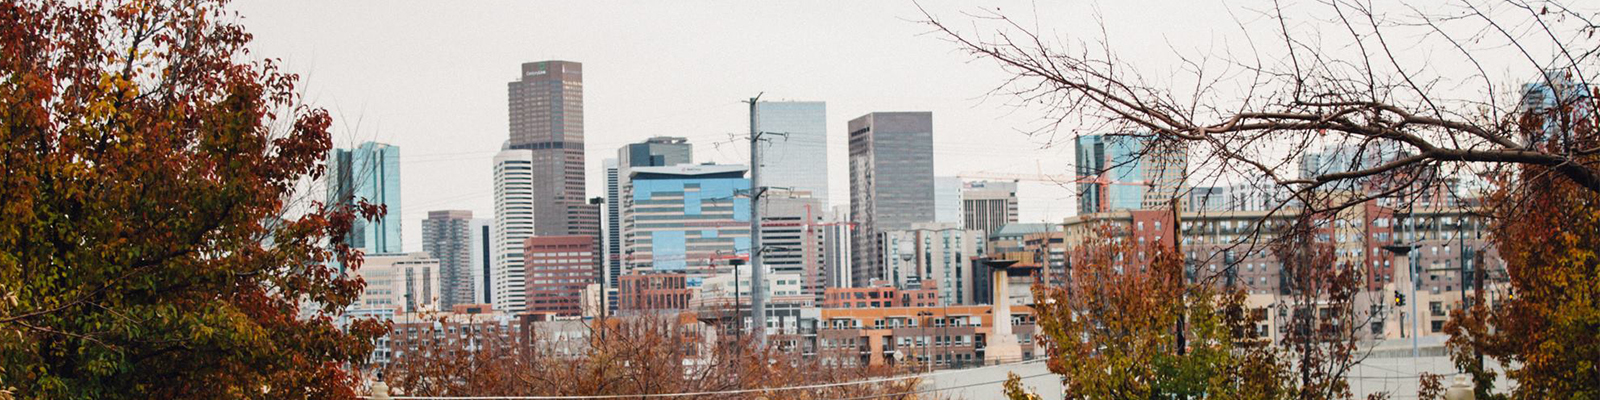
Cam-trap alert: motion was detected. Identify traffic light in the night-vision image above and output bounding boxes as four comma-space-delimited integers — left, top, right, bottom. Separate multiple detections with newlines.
1394, 290, 1406, 307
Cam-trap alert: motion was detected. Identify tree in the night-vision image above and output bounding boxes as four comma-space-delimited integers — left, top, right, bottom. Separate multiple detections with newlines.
1443, 98, 1600, 398
921, 1, 1600, 211
1024, 224, 1296, 399
924, 1, 1600, 397
380, 314, 924, 399
0, 0, 385, 398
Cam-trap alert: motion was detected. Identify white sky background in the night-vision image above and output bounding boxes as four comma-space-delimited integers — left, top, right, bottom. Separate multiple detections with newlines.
231, 0, 1584, 252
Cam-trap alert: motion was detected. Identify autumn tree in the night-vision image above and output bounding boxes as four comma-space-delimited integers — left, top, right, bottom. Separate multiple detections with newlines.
1443, 92, 1600, 398
1021, 225, 1294, 399
0, 0, 385, 398
380, 314, 924, 399
925, 0, 1599, 397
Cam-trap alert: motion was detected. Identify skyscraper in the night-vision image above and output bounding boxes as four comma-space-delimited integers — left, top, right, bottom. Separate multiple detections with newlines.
492, 148, 536, 313
523, 235, 598, 317
507, 60, 592, 238
934, 176, 962, 227
422, 210, 475, 309
848, 112, 936, 287
603, 158, 620, 288
327, 141, 402, 254
609, 137, 693, 289
962, 180, 1019, 236
469, 218, 492, 305
755, 101, 829, 204
822, 205, 854, 290
759, 192, 828, 300
622, 164, 750, 281
1074, 134, 1186, 214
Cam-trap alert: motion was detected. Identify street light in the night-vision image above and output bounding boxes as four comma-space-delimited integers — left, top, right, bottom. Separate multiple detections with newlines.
915, 310, 937, 373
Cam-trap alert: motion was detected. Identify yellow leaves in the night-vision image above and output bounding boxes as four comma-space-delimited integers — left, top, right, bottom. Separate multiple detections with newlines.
85, 72, 139, 122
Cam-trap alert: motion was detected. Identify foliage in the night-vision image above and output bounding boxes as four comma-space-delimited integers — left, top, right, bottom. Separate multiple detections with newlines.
1445, 97, 1600, 399
1029, 225, 1295, 399
0, 0, 384, 398
1416, 372, 1444, 400
1002, 372, 1042, 400
379, 314, 923, 399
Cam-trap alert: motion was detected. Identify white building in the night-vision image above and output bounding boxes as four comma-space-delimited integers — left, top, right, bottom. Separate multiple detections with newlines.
352, 252, 442, 316
492, 146, 536, 313
880, 222, 987, 305
822, 205, 854, 290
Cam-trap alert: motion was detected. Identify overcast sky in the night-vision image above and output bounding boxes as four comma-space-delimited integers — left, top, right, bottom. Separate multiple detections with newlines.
231, 1, 1568, 252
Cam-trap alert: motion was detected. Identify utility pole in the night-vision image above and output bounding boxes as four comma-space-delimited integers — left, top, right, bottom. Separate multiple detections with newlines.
746, 94, 767, 347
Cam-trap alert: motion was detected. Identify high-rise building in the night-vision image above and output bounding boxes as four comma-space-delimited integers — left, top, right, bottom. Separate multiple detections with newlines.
755, 101, 830, 204
1298, 144, 1401, 182
822, 205, 854, 290
523, 235, 598, 317
759, 192, 828, 300
961, 180, 1019, 236
1518, 69, 1594, 142
469, 218, 492, 305
352, 252, 441, 316
880, 222, 986, 305
327, 141, 402, 254
1140, 141, 1188, 210
506, 60, 593, 238
847, 112, 936, 287
609, 137, 693, 289
492, 148, 536, 313
1074, 134, 1186, 214
621, 164, 750, 282
422, 210, 475, 309
934, 176, 962, 227
603, 159, 620, 286
1187, 186, 1227, 212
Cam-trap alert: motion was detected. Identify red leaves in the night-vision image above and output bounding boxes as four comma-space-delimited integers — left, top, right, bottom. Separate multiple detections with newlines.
0, 0, 379, 398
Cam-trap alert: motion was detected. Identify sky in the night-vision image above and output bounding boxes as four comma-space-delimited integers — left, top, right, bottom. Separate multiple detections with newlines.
229, 1, 1551, 253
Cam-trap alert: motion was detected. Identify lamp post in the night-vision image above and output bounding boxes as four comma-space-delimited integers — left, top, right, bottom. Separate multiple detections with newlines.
1383, 211, 1421, 358
916, 310, 932, 372
729, 258, 747, 346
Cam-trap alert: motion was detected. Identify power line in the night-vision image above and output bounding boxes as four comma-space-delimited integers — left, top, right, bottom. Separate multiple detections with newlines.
819, 372, 1054, 400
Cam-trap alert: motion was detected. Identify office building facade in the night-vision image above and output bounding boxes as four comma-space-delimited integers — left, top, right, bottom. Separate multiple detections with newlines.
492, 148, 536, 313
848, 112, 936, 288
760, 192, 829, 299
621, 164, 751, 281
1074, 134, 1186, 214
353, 252, 441, 315
327, 141, 402, 254
422, 210, 476, 309
755, 101, 830, 204
961, 180, 1019, 236
609, 137, 694, 289
523, 235, 599, 317
507, 60, 595, 238
880, 223, 986, 305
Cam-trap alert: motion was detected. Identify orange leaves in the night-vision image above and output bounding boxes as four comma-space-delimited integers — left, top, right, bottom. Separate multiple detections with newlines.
0, 0, 375, 398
